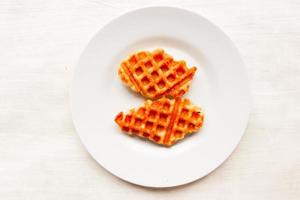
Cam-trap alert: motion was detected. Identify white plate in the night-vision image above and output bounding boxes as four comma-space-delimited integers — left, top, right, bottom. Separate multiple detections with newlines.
71, 6, 251, 188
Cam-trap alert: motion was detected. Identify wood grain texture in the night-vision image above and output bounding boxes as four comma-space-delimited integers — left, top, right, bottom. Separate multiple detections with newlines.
0, 0, 299, 199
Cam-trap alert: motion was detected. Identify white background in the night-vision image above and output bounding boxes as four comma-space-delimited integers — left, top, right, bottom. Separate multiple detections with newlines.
0, 0, 299, 199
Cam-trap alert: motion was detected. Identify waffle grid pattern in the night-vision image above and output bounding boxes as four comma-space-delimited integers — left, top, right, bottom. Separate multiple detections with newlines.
119, 49, 196, 99
115, 98, 204, 146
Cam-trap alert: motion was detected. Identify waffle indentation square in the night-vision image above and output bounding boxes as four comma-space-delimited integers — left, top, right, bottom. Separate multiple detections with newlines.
143, 132, 150, 137
178, 119, 186, 127
129, 56, 137, 65
157, 124, 164, 132
177, 90, 185, 97
134, 118, 142, 126
122, 126, 129, 132
149, 110, 157, 119
181, 108, 189, 117
162, 102, 170, 111
145, 60, 153, 68
176, 66, 186, 76
174, 130, 183, 137
192, 112, 200, 119
137, 108, 146, 116
151, 71, 159, 79
167, 74, 175, 82
135, 66, 143, 75
141, 77, 150, 85
160, 63, 169, 72
188, 123, 195, 130
159, 113, 168, 122
157, 79, 166, 89
131, 128, 139, 134
125, 115, 132, 123
147, 86, 156, 94
154, 54, 163, 63
153, 135, 161, 142
145, 121, 154, 129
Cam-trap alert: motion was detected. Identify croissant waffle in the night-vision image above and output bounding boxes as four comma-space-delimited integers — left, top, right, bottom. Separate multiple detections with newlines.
118, 49, 197, 99
115, 97, 204, 147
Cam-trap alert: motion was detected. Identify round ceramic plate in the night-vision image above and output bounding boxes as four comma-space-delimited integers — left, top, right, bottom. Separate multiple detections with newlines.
71, 7, 251, 187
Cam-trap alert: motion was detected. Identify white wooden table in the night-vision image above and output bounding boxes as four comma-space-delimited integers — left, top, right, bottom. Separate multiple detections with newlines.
0, 0, 299, 199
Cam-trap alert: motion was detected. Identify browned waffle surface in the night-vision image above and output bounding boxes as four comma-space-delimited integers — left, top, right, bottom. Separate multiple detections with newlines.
118, 49, 197, 99
115, 98, 204, 146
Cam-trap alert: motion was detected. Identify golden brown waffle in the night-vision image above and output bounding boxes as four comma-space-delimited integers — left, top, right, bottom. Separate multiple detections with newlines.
115, 97, 204, 147
118, 49, 197, 99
